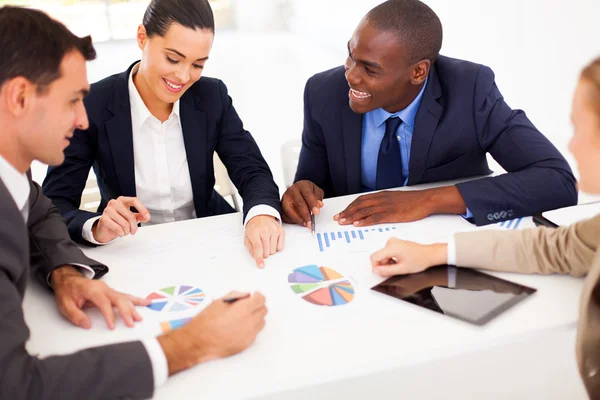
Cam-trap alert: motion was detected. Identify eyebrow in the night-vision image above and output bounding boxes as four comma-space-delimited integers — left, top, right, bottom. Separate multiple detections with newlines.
347, 41, 382, 70
165, 47, 209, 62
77, 88, 90, 97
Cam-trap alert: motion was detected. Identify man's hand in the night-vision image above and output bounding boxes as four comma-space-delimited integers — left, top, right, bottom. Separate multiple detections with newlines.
51, 265, 151, 329
244, 215, 285, 269
158, 292, 267, 375
281, 180, 324, 229
334, 186, 467, 226
370, 238, 448, 277
92, 196, 151, 243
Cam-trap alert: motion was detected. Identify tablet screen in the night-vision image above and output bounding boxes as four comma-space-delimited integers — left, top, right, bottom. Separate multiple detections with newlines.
371, 266, 536, 325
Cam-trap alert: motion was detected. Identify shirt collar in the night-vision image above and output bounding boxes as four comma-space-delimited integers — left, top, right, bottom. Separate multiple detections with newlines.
128, 63, 180, 130
369, 77, 428, 129
0, 154, 30, 215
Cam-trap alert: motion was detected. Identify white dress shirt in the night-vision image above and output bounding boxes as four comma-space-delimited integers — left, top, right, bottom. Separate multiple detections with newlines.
0, 155, 30, 222
0, 154, 167, 389
82, 63, 279, 243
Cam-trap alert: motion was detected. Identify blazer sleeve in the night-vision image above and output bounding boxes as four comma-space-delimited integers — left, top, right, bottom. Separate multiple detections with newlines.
454, 214, 600, 277
0, 189, 153, 400
455, 66, 578, 225
42, 123, 101, 245
294, 77, 335, 197
214, 80, 281, 218
27, 180, 108, 285
0, 276, 154, 400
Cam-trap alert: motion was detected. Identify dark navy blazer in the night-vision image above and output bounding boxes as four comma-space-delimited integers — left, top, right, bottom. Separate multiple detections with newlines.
43, 62, 280, 244
295, 56, 577, 225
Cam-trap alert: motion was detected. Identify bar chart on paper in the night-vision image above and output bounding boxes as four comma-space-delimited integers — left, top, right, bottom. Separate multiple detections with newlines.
316, 227, 398, 253
497, 217, 525, 230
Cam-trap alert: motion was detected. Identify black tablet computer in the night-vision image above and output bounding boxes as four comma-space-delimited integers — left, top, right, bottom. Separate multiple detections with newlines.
371, 265, 536, 326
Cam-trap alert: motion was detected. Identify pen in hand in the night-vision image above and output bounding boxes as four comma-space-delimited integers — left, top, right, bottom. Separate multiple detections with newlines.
223, 294, 251, 304
311, 185, 316, 236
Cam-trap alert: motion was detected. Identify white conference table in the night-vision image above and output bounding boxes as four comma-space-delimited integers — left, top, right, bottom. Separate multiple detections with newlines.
23, 181, 588, 399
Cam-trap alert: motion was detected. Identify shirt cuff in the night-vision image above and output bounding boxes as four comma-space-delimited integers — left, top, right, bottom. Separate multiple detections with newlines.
243, 205, 281, 226
461, 208, 473, 219
142, 338, 169, 389
447, 234, 457, 266
82, 216, 116, 245
46, 264, 95, 287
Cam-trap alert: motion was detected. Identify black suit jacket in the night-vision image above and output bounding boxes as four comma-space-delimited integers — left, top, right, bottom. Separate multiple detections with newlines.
295, 56, 578, 225
0, 177, 154, 399
43, 62, 280, 244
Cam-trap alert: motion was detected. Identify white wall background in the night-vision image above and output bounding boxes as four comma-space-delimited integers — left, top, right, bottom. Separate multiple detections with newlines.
31, 0, 600, 195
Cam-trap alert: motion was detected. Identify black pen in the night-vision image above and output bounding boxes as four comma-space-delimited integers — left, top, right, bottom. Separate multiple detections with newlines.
223, 294, 251, 304
311, 185, 316, 236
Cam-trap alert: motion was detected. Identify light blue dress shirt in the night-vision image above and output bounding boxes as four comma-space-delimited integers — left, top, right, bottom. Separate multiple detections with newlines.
360, 79, 472, 219
361, 80, 428, 191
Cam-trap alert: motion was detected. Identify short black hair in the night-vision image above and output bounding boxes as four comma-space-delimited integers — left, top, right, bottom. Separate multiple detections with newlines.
366, 0, 443, 64
0, 6, 96, 92
143, 0, 215, 38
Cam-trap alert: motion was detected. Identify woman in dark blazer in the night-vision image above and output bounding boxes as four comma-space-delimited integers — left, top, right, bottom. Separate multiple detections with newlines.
43, 0, 284, 268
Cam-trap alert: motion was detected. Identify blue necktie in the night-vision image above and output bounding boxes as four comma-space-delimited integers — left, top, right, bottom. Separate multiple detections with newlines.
375, 116, 403, 190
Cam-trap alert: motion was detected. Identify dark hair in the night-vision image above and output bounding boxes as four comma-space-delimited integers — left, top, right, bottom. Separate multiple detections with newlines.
0, 6, 96, 93
143, 0, 215, 38
366, 0, 443, 64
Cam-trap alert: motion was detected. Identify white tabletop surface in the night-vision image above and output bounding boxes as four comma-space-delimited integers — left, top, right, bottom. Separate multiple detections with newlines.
22, 182, 587, 399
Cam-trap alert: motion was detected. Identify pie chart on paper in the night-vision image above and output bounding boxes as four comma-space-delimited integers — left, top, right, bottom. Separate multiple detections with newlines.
288, 265, 355, 306
145, 285, 206, 313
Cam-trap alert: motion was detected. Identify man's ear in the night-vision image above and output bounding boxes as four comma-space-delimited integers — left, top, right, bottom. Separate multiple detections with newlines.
2, 77, 35, 117
410, 59, 431, 85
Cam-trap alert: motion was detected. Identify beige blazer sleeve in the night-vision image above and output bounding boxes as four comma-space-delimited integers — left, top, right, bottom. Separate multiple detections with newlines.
454, 214, 600, 277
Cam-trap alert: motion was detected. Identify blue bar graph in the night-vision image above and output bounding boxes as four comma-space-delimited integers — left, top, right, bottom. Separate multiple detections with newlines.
497, 217, 523, 230
315, 227, 397, 253
513, 218, 523, 229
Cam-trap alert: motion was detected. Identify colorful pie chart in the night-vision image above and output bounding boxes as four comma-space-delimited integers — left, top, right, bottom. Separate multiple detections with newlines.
288, 265, 355, 306
145, 285, 206, 313
160, 317, 193, 333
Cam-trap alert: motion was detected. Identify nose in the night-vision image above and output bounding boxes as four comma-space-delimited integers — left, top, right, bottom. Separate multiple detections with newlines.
75, 101, 89, 130
568, 136, 575, 155
174, 65, 191, 84
345, 60, 361, 87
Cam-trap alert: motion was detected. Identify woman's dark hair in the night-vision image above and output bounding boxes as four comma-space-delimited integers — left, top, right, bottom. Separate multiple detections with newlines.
143, 0, 215, 37
0, 6, 96, 92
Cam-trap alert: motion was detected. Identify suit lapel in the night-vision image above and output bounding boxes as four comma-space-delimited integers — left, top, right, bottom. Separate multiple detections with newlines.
407, 64, 443, 185
105, 68, 136, 197
179, 93, 208, 217
342, 106, 364, 194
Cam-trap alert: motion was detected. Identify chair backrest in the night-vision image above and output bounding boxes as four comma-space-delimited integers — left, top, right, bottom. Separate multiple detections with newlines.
281, 139, 302, 189
80, 178, 102, 212
213, 153, 241, 211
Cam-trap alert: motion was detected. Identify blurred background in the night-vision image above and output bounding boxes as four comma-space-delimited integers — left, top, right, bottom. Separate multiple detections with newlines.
3, 0, 600, 197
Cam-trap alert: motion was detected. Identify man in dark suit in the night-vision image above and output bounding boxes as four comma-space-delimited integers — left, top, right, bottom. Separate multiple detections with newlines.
282, 0, 577, 228
0, 6, 266, 399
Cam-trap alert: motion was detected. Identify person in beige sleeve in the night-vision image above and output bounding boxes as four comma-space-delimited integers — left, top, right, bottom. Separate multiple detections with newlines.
370, 57, 600, 398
